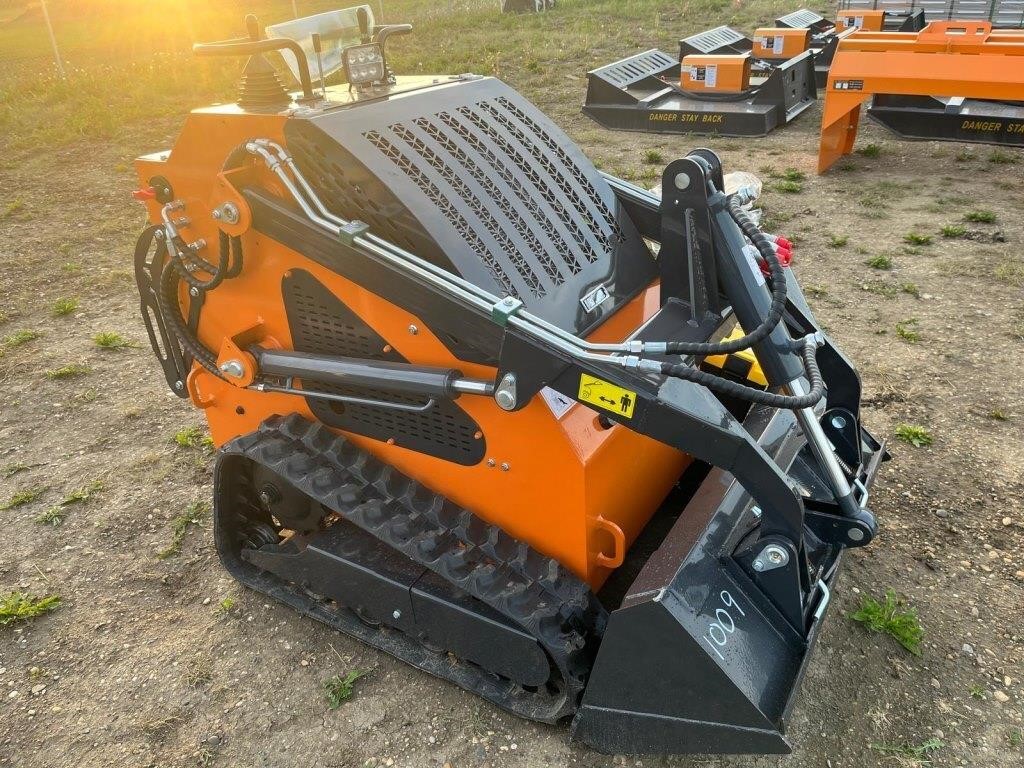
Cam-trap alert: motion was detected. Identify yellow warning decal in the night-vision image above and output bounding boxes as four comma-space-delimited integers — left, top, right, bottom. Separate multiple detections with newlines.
578, 375, 637, 418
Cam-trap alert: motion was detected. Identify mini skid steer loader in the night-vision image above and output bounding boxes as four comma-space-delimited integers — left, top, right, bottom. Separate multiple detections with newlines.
132, 8, 886, 755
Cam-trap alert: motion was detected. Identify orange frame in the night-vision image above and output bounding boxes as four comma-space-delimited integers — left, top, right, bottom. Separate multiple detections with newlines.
818, 21, 1024, 172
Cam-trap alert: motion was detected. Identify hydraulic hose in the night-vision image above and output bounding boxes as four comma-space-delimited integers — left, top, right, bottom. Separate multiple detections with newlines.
660, 335, 824, 409
663, 194, 787, 356
157, 257, 226, 380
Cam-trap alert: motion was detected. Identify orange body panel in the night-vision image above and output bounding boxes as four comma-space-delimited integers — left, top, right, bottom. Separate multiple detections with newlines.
818, 21, 1024, 172
836, 10, 886, 32
136, 103, 689, 591
680, 54, 751, 93
752, 28, 810, 60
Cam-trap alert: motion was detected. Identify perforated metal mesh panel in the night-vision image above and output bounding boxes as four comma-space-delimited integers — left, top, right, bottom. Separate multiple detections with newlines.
285, 76, 657, 335
680, 25, 749, 54
282, 269, 485, 465
590, 50, 677, 88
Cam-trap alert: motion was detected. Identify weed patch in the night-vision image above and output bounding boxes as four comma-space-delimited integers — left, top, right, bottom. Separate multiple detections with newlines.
895, 423, 933, 447
324, 670, 368, 708
852, 590, 924, 655
157, 501, 208, 559
0, 592, 60, 626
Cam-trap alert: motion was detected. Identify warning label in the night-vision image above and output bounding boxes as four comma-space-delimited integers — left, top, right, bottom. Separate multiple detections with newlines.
577, 375, 637, 418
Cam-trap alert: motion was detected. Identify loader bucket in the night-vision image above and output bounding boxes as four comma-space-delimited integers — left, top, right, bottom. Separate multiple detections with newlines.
571, 406, 885, 755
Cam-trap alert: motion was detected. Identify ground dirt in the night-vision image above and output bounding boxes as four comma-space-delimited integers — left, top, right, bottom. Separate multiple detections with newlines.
2, 9, 1024, 768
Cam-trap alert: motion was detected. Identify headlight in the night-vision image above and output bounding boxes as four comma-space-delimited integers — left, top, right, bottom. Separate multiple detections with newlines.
343, 43, 385, 86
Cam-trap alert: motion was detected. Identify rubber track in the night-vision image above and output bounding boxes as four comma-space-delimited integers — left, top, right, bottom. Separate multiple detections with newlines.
217, 414, 607, 723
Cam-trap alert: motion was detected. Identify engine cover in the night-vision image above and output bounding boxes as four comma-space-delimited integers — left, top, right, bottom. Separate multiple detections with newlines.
285, 76, 657, 335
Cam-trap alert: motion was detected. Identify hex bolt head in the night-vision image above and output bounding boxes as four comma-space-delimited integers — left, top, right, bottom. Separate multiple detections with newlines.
765, 544, 788, 565
751, 506, 763, 520
392, 609, 402, 620
500, 462, 510, 472
753, 559, 765, 572
831, 415, 848, 430
173, 380, 184, 391
407, 324, 418, 335
848, 527, 865, 542
212, 209, 222, 220
486, 459, 496, 467
189, 287, 200, 297
674, 172, 690, 190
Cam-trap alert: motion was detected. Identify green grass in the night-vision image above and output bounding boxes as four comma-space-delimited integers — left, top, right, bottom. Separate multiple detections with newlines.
988, 149, 1019, 165
641, 149, 663, 165
217, 597, 236, 614
35, 506, 65, 526
157, 500, 208, 559
93, 331, 133, 349
1010, 728, 1023, 748
1, 487, 46, 510
852, 590, 925, 656
775, 180, 802, 194
52, 297, 79, 316
3, 463, 34, 478
940, 225, 966, 238
903, 232, 932, 246
895, 318, 920, 343
895, 423, 933, 447
987, 409, 1009, 421
870, 738, 943, 766
856, 143, 882, 158
969, 684, 987, 699
827, 235, 848, 248
45, 363, 90, 379
965, 210, 997, 223
0, 592, 60, 626
173, 426, 213, 450
5, 329, 40, 347
901, 283, 921, 298
866, 254, 892, 270
2, 199, 25, 219
33, 481, 101, 526
324, 670, 368, 708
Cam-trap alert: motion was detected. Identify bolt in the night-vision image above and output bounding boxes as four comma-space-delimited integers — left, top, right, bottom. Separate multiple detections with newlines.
751, 506, 762, 520
831, 415, 848, 430
188, 238, 206, 252
219, 359, 245, 378
407, 324, 418, 335
753, 559, 765, 572
500, 463, 510, 472
764, 544, 788, 566
502, 296, 517, 306
212, 209, 222, 220
848, 527, 865, 542
495, 390, 516, 410
189, 287, 200, 297
258, 490, 273, 508
674, 172, 690, 190
392, 609, 402, 620
486, 459, 496, 467
154, 229, 164, 240
173, 380, 184, 391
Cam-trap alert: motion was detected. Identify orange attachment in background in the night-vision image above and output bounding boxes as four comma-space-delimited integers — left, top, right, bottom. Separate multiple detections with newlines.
680, 54, 751, 93
752, 28, 810, 59
818, 21, 1024, 172
836, 9, 886, 32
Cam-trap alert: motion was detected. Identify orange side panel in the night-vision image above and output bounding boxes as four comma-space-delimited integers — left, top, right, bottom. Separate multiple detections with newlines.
135, 107, 689, 591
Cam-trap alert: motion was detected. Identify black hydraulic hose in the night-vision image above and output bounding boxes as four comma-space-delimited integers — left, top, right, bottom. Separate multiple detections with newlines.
157, 259, 226, 380
663, 194, 787, 355
660, 336, 824, 409
169, 232, 231, 292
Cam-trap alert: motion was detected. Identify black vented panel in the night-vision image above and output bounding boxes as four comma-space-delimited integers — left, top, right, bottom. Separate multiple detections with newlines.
284, 76, 657, 336
283, 270, 485, 466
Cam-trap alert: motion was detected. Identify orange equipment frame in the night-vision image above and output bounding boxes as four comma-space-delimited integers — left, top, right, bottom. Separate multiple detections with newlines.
818, 21, 1024, 172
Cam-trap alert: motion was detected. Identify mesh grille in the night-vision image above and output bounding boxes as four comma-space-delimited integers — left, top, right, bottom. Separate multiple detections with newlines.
362, 96, 626, 299
592, 49, 677, 88
283, 270, 485, 465
681, 25, 747, 54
